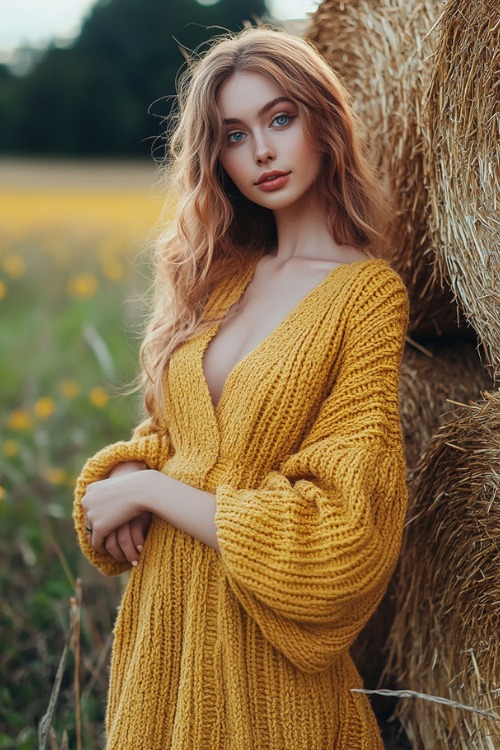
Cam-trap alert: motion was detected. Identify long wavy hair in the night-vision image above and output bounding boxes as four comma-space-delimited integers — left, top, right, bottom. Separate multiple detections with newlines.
141, 26, 391, 430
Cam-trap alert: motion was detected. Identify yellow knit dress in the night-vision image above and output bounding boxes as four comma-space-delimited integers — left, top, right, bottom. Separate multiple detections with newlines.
74, 256, 409, 749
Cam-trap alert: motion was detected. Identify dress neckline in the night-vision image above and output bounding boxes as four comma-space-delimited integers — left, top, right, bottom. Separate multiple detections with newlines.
200, 255, 386, 412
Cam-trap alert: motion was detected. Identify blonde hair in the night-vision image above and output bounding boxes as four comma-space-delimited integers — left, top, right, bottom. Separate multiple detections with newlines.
141, 26, 391, 429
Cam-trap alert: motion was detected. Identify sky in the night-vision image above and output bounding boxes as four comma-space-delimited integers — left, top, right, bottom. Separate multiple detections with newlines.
0, 0, 319, 58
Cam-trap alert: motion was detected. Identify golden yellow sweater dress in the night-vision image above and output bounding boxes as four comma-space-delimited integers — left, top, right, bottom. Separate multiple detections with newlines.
74, 256, 409, 749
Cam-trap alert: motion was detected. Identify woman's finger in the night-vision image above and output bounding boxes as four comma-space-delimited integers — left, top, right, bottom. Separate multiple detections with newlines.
104, 530, 127, 563
116, 523, 140, 565
129, 512, 152, 552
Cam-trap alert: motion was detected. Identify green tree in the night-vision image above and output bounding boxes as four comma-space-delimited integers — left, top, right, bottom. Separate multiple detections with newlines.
1, 0, 269, 156
0, 64, 17, 150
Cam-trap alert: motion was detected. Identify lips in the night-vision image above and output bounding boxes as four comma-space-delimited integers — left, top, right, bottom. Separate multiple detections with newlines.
255, 170, 290, 185
255, 170, 291, 192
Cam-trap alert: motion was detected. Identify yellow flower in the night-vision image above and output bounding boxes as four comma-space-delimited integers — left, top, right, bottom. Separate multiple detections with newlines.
7, 409, 34, 431
0, 279, 6, 300
59, 380, 81, 399
89, 386, 109, 408
43, 467, 67, 485
34, 397, 56, 419
2, 254, 26, 278
67, 273, 99, 300
2, 439, 20, 457
0, 486, 5, 501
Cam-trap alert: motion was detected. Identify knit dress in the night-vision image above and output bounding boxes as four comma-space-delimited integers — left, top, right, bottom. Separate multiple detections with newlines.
74, 255, 409, 750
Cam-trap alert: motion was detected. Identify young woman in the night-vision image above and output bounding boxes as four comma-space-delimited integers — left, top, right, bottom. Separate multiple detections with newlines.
75, 26, 409, 749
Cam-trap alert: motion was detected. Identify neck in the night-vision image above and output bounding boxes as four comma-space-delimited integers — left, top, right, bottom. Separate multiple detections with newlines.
272, 193, 340, 262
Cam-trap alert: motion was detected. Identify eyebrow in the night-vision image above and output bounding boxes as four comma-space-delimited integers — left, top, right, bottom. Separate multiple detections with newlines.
223, 97, 295, 125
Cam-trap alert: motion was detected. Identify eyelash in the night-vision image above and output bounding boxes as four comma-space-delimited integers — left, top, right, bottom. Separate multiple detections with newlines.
226, 112, 296, 144
271, 112, 294, 128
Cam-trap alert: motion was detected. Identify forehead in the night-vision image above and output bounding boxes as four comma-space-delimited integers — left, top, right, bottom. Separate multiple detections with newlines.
217, 72, 288, 120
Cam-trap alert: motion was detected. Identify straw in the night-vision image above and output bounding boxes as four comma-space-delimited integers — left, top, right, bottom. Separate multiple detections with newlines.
425, 0, 500, 381
387, 391, 500, 748
399, 339, 492, 472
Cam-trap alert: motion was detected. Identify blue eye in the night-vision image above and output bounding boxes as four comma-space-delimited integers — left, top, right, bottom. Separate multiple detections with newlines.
272, 113, 291, 127
228, 131, 245, 144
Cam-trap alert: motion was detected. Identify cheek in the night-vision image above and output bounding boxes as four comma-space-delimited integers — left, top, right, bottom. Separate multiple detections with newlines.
301, 142, 321, 182
289, 128, 321, 176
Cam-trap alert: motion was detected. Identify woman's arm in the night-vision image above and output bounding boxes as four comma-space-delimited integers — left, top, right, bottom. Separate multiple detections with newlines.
82, 470, 219, 554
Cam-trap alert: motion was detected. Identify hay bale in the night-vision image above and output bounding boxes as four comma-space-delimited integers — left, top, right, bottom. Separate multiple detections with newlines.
307, 0, 463, 337
425, 0, 500, 380
399, 340, 493, 472
387, 391, 500, 749
351, 340, 492, 707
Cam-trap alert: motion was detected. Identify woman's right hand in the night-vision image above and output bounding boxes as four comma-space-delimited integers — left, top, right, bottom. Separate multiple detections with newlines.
102, 460, 151, 565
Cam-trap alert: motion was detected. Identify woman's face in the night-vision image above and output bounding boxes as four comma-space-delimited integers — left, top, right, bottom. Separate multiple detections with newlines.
218, 72, 321, 213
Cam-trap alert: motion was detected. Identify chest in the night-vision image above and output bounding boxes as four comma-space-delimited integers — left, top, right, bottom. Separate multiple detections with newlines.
165, 284, 348, 480
202, 269, 337, 408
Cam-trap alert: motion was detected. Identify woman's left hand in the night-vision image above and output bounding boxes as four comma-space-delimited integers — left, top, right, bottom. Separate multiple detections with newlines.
103, 512, 152, 565
82, 469, 164, 555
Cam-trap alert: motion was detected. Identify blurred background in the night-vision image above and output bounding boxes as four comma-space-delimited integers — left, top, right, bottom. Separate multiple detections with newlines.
0, 0, 315, 155
0, 1, 316, 747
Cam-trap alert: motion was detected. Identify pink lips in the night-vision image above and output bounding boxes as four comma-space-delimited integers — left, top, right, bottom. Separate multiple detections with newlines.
255, 170, 290, 191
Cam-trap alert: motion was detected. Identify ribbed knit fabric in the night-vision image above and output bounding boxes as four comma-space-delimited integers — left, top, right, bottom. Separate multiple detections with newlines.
74, 256, 409, 750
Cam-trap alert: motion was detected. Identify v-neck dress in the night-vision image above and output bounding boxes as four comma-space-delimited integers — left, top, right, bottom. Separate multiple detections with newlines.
74, 256, 409, 750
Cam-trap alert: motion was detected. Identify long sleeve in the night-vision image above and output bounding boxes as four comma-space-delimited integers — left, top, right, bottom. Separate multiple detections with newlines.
73, 418, 171, 576
215, 274, 409, 673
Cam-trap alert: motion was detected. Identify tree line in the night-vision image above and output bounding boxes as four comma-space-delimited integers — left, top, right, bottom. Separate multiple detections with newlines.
0, 0, 269, 157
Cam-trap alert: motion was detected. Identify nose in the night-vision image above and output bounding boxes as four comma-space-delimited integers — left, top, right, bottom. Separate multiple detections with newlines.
254, 132, 275, 164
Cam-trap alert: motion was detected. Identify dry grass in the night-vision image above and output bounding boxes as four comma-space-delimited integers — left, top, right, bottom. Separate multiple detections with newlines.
38, 581, 82, 750
425, 0, 500, 380
387, 391, 500, 749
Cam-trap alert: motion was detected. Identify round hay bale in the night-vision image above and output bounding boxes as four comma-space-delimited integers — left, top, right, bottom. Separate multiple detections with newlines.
387, 391, 500, 749
307, 0, 464, 337
425, 0, 500, 380
399, 340, 493, 473
351, 340, 492, 710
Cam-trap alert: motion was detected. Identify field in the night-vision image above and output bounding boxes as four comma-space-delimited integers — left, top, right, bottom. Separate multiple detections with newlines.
0, 158, 168, 748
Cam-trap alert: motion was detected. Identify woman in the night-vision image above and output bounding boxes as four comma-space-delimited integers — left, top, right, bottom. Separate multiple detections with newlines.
75, 26, 409, 749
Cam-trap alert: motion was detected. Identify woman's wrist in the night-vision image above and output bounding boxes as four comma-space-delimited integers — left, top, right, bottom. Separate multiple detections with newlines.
141, 472, 219, 550
137, 470, 174, 516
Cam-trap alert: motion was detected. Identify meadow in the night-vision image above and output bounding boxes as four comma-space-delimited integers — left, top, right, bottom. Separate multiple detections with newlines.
0, 159, 169, 749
